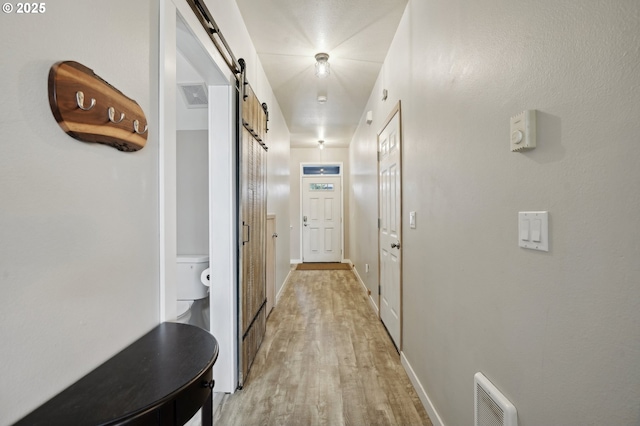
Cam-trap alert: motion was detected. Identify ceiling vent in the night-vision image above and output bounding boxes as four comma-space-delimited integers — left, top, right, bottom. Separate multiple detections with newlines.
178, 83, 208, 108
474, 372, 517, 426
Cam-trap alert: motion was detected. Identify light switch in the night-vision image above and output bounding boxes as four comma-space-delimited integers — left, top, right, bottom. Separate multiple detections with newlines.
519, 219, 530, 241
409, 211, 416, 229
531, 219, 542, 242
518, 211, 549, 252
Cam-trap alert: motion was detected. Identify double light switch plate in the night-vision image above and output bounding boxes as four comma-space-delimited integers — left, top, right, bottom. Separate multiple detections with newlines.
519, 211, 548, 252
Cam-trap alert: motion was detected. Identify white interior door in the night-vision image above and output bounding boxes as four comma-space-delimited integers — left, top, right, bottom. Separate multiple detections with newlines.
379, 105, 402, 349
302, 176, 342, 262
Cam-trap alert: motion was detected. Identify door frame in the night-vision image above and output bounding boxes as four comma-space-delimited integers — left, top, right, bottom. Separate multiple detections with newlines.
159, 0, 238, 393
377, 101, 403, 350
266, 214, 276, 315
299, 162, 345, 263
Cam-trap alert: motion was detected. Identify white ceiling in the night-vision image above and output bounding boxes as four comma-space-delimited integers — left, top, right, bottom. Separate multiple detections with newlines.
235, 0, 408, 148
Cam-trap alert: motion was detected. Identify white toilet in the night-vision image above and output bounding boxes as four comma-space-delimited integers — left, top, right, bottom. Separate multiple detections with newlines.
176, 255, 210, 328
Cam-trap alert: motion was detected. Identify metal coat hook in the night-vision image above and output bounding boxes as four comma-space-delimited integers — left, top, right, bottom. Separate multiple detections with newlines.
108, 106, 125, 123
76, 91, 96, 111
133, 119, 148, 135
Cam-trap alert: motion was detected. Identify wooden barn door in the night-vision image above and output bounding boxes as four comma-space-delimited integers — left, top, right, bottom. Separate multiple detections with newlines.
239, 83, 268, 386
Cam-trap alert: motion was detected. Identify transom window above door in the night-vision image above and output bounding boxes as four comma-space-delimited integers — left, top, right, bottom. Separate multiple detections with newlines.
302, 165, 340, 175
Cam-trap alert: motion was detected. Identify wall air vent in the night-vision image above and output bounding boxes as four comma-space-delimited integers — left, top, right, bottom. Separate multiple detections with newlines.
474, 372, 518, 426
178, 83, 208, 108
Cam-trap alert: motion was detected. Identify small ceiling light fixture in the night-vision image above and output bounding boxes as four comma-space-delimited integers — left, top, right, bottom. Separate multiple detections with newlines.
318, 140, 325, 150
315, 53, 330, 78
317, 94, 327, 103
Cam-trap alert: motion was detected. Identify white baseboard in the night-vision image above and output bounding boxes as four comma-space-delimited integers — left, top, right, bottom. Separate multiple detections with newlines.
352, 266, 379, 315
290, 258, 302, 264
368, 292, 379, 315
401, 352, 445, 426
342, 258, 352, 265
276, 269, 293, 303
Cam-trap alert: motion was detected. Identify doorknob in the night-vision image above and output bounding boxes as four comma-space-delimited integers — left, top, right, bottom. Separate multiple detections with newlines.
391, 242, 401, 249
272, 233, 278, 238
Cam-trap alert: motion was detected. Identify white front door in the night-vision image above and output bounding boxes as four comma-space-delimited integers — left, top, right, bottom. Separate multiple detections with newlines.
379, 104, 402, 349
302, 176, 342, 262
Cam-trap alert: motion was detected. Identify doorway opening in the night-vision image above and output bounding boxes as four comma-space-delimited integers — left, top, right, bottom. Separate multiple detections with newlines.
160, 0, 237, 395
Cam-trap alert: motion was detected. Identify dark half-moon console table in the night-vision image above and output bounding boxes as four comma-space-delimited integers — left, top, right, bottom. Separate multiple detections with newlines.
14, 322, 219, 426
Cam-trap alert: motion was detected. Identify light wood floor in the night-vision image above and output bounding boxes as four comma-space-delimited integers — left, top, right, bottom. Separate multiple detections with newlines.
213, 269, 432, 426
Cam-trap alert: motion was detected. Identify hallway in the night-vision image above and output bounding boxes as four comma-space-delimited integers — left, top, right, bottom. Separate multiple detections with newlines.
214, 269, 432, 425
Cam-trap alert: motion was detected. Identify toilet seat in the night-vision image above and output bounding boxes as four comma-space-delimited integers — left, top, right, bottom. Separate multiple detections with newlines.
176, 300, 193, 320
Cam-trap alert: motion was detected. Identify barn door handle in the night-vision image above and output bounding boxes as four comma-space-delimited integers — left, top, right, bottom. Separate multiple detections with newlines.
242, 223, 250, 245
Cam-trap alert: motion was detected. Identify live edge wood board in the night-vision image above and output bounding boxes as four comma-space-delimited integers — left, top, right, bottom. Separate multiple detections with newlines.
48, 61, 148, 152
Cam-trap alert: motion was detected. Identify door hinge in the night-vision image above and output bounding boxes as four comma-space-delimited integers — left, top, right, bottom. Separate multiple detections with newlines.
378, 285, 381, 295
378, 218, 381, 229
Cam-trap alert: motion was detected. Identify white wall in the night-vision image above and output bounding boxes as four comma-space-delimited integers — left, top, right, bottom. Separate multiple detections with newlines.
350, 1, 640, 425
0, 0, 291, 422
289, 147, 350, 263
0, 1, 159, 424
177, 130, 209, 255
176, 49, 209, 131
264, 96, 292, 297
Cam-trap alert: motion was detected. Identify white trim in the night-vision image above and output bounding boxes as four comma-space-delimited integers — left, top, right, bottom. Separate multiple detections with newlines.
159, 0, 178, 322
401, 352, 445, 426
208, 85, 237, 394
352, 266, 378, 315
352, 266, 367, 293
276, 269, 294, 303
290, 259, 302, 265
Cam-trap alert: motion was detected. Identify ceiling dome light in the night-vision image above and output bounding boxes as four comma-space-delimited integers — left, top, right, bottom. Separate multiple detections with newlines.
315, 53, 330, 78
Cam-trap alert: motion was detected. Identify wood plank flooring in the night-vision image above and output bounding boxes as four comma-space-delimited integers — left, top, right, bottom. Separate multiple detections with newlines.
213, 269, 432, 426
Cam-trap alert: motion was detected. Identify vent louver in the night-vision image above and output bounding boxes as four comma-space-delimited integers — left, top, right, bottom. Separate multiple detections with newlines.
178, 83, 208, 108
474, 372, 517, 426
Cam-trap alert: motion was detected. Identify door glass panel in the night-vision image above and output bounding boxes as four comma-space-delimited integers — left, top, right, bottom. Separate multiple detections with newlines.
309, 183, 334, 191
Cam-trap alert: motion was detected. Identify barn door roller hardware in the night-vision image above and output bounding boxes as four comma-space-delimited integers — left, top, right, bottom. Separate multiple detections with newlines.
186, 0, 242, 78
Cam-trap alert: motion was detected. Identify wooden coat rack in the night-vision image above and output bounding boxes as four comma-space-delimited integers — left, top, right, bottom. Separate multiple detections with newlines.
48, 61, 148, 152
